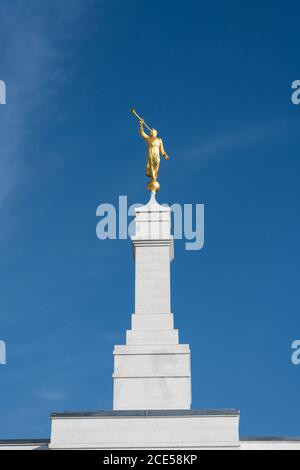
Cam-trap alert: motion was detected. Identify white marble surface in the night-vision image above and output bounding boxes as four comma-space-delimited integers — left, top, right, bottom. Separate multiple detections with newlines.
49, 412, 240, 450
131, 313, 174, 330
113, 194, 191, 411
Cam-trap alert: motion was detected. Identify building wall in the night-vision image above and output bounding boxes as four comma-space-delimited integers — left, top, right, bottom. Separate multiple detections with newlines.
1, 439, 300, 450
240, 440, 300, 451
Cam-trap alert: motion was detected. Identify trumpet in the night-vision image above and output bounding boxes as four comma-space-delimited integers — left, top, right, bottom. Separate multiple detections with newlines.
130, 108, 152, 132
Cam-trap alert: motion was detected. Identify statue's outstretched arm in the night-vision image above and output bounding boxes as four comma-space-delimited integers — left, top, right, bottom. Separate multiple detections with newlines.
160, 139, 170, 160
139, 121, 149, 140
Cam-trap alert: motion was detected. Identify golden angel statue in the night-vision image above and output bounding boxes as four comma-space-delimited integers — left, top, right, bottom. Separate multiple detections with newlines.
131, 109, 170, 192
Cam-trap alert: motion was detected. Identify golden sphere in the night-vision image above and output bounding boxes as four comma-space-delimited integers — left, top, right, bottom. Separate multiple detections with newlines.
147, 179, 160, 193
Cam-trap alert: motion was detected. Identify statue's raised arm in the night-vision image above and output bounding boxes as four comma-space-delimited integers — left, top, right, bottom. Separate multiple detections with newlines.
139, 120, 149, 141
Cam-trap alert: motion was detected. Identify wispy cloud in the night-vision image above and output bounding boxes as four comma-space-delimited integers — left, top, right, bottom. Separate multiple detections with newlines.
36, 390, 68, 401
188, 119, 298, 167
0, 0, 97, 242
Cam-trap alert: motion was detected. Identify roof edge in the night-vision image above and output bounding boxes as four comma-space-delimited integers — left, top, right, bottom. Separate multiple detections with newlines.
50, 409, 240, 418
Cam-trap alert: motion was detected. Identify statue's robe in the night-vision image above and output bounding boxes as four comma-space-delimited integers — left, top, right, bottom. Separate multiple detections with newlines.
146, 139, 161, 179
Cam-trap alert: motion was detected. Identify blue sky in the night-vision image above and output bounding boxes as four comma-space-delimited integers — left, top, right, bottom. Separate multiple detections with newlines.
0, 0, 300, 439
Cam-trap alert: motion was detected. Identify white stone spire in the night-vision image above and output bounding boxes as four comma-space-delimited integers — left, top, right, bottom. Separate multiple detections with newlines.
113, 194, 191, 410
